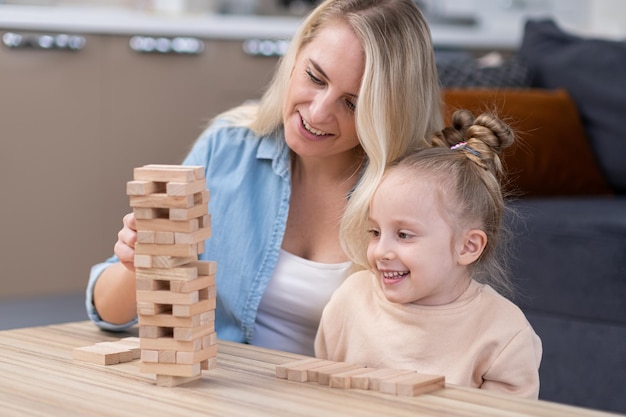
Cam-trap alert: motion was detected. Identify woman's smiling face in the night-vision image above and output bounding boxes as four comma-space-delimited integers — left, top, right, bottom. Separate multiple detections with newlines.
282, 20, 364, 160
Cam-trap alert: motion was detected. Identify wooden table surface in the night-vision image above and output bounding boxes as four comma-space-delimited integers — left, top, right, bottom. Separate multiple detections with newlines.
0, 321, 620, 417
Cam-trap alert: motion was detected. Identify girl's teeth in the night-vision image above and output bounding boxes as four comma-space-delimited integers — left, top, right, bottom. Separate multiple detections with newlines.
383, 271, 407, 278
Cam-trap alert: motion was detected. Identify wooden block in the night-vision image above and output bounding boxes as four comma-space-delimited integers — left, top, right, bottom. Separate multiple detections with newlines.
172, 298, 216, 317
139, 325, 172, 339
378, 372, 445, 396
138, 312, 209, 328
370, 369, 416, 392
136, 217, 199, 233
134, 255, 154, 268
72, 344, 131, 365
134, 207, 169, 220
136, 278, 168, 291
119, 336, 140, 346
117, 337, 141, 359
203, 356, 218, 371
94, 342, 135, 363
159, 350, 177, 364
137, 230, 156, 244
137, 302, 170, 316
135, 242, 198, 258
169, 204, 208, 221
140, 337, 203, 352
176, 344, 218, 364
193, 260, 217, 276
155, 231, 175, 244
127, 180, 165, 196
174, 226, 212, 245
196, 240, 205, 255
286, 359, 334, 382
202, 332, 217, 347
136, 265, 199, 282
137, 289, 199, 305
170, 275, 215, 293
130, 193, 197, 209
166, 178, 206, 196
134, 165, 204, 182
141, 349, 159, 363
276, 358, 324, 379
350, 368, 414, 390
329, 367, 373, 389
151, 256, 197, 269
316, 363, 363, 386
139, 361, 201, 378
156, 374, 201, 387
173, 322, 215, 342
306, 362, 351, 383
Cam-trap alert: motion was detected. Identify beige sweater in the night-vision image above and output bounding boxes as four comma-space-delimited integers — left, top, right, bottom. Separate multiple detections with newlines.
315, 270, 542, 399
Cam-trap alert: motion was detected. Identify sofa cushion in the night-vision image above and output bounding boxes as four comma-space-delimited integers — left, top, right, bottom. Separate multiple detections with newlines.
437, 53, 531, 88
507, 197, 626, 323
519, 19, 626, 193
442, 88, 613, 197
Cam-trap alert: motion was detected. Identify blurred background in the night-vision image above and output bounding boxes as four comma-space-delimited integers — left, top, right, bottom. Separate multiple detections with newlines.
0, 0, 623, 336
0, 1, 624, 411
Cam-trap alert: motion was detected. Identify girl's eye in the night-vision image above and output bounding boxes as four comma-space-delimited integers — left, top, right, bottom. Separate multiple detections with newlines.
306, 69, 324, 85
368, 229, 380, 238
398, 232, 411, 239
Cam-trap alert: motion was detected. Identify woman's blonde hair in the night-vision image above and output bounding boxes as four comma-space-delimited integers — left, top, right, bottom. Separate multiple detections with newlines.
219, 0, 443, 264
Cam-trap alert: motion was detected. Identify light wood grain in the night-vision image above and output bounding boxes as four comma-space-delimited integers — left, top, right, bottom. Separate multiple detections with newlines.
0, 322, 619, 417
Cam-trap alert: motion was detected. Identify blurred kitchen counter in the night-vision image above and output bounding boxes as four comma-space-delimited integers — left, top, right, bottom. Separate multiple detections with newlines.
0, 3, 522, 49
0, 4, 303, 39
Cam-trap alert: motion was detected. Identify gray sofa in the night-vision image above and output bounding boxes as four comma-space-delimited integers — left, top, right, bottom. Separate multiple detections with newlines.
439, 19, 626, 414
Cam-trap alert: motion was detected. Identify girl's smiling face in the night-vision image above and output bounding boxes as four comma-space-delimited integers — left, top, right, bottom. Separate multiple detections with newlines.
366, 170, 473, 306
282, 20, 364, 161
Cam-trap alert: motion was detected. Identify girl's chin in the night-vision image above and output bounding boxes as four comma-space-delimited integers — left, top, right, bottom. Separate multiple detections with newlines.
382, 292, 408, 304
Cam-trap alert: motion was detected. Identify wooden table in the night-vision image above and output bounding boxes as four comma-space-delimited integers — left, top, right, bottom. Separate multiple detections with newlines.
0, 321, 619, 417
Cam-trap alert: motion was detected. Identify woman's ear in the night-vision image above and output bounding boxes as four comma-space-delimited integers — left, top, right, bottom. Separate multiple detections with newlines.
457, 229, 487, 266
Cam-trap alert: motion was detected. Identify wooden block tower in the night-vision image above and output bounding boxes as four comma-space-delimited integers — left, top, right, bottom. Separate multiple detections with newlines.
127, 164, 217, 387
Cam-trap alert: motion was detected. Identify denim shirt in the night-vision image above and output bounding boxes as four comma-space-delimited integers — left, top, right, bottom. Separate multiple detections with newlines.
86, 120, 292, 344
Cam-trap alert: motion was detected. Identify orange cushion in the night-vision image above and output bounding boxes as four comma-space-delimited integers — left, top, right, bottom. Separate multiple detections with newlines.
442, 88, 613, 197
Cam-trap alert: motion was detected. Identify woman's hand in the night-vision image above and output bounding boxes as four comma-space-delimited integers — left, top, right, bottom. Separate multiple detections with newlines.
114, 212, 137, 272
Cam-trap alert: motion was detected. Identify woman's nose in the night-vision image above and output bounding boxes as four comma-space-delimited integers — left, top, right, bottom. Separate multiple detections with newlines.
308, 91, 334, 124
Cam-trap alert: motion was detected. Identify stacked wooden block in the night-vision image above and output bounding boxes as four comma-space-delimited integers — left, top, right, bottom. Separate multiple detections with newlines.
276, 358, 444, 396
73, 337, 141, 366
128, 164, 217, 387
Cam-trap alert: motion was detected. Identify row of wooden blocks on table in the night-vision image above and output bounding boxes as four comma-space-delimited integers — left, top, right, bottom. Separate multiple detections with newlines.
276, 358, 445, 397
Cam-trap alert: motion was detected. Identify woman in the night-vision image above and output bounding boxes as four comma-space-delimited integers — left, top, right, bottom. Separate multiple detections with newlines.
87, 0, 442, 356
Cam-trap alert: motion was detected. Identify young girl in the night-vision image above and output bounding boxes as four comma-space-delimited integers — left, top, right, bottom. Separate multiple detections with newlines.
315, 110, 542, 399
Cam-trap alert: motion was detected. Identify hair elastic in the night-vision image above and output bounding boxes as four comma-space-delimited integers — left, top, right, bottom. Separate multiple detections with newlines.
450, 141, 481, 157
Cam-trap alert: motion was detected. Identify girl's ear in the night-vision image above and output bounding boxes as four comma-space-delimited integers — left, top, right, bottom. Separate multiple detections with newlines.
457, 229, 487, 266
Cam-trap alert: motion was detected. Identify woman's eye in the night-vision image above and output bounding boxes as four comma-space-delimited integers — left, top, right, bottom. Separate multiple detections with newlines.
306, 69, 324, 85
345, 99, 356, 112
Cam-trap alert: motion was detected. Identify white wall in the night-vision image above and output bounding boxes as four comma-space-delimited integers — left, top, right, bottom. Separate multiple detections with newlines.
585, 0, 626, 38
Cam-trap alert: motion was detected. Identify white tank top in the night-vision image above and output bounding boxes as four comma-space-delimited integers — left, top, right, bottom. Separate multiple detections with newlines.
251, 249, 352, 356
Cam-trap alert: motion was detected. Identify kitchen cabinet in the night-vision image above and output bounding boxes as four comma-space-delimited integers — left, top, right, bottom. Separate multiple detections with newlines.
0, 30, 279, 299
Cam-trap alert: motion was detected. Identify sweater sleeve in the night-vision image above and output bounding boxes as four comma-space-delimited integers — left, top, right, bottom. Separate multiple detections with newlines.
481, 325, 543, 399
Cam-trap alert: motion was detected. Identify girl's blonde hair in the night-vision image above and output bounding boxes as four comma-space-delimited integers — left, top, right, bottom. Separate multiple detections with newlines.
349, 110, 516, 296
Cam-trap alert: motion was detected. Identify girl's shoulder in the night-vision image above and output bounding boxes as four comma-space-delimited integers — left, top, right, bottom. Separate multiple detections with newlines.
477, 283, 532, 327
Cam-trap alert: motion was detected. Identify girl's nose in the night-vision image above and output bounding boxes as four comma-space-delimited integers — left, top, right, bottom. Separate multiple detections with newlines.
374, 238, 395, 261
